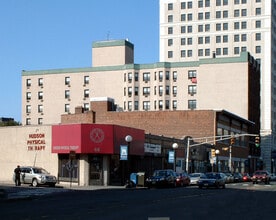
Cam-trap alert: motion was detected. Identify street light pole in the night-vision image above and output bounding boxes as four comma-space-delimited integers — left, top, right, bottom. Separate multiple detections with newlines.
172, 143, 179, 172
215, 149, 220, 172
229, 145, 232, 173
186, 137, 190, 173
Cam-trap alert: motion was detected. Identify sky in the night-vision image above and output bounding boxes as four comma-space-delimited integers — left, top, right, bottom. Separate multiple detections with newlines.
0, 0, 159, 122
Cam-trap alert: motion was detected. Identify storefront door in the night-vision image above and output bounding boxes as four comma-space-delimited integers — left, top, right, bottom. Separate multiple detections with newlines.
89, 156, 103, 185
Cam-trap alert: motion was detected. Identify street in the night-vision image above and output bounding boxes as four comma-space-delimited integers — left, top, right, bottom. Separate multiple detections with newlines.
1, 182, 276, 220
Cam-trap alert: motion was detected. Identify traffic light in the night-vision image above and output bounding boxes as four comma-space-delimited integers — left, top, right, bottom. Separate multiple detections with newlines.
230, 137, 235, 145
255, 136, 260, 147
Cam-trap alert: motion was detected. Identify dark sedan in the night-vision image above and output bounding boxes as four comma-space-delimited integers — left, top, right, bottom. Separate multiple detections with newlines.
146, 169, 176, 188
198, 172, 226, 189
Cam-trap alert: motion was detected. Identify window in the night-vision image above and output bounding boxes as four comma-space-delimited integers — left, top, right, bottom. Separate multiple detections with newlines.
198, 0, 203, 8
134, 101, 139, 110
223, 23, 228, 30
205, 36, 210, 44
181, 2, 186, 9
26, 92, 31, 100
223, 11, 228, 18
168, 39, 173, 46
188, 85, 197, 95
128, 101, 132, 111
241, 9, 247, 16
84, 89, 89, 98
216, 48, 221, 55
26, 79, 31, 87
198, 12, 203, 20
134, 87, 139, 96
216, 0, 221, 6
255, 33, 261, 41
216, 36, 221, 43
256, 20, 261, 28
181, 14, 186, 21
216, 11, 221, 19
181, 26, 186, 33
241, 46, 247, 52
173, 100, 177, 109
198, 49, 204, 57
168, 15, 173, 23
173, 86, 177, 95
241, 34, 247, 42
143, 101, 150, 111
38, 91, 43, 100
159, 71, 163, 81
143, 72, 150, 82
188, 14, 193, 21
256, 46, 261, 53
234, 47, 240, 55
128, 72, 132, 82
168, 51, 173, 58
205, 49, 210, 56
234, 35, 240, 42
241, 21, 247, 29
181, 50, 186, 57
234, 10, 240, 17
38, 78, 43, 86
166, 71, 170, 80
38, 105, 43, 113
205, 12, 210, 19
256, 0, 261, 2
143, 87, 150, 96
84, 103, 89, 111
242, 0, 247, 3
256, 8, 261, 15
223, 35, 228, 43
198, 37, 203, 44
26, 118, 31, 125
205, 24, 210, 32
234, 0, 239, 4
187, 38, 193, 45
205, 0, 210, 7
216, 23, 221, 31
173, 71, 177, 81
188, 70, 197, 79
127, 87, 132, 96
223, 0, 228, 6
188, 1, 192, 8
65, 90, 70, 99
38, 118, 43, 125
198, 25, 203, 32
234, 22, 239, 30
181, 38, 186, 45
166, 86, 170, 95
168, 3, 173, 10
134, 72, 139, 81
188, 100, 196, 110
159, 86, 163, 96
165, 100, 170, 110
168, 27, 173, 34
65, 104, 70, 113
223, 48, 228, 55
187, 25, 193, 33
158, 100, 163, 110
84, 76, 89, 85
188, 50, 193, 57
26, 105, 31, 113
65, 77, 70, 85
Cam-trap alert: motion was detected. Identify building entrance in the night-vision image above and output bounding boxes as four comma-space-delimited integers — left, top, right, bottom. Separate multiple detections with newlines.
89, 156, 103, 185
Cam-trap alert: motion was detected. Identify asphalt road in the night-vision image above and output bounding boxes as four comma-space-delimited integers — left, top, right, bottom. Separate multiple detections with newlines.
1, 182, 276, 220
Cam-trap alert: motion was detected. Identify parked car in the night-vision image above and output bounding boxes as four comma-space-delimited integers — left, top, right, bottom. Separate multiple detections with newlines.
14, 166, 57, 187
145, 169, 176, 188
233, 172, 243, 182
198, 172, 226, 189
224, 172, 234, 183
189, 173, 206, 185
175, 172, 190, 187
270, 174, 276, 181
242, 173, 252, 182
252, 170, 271, 184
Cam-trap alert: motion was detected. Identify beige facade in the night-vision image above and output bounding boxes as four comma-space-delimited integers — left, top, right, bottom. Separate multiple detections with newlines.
159, 0, 275, 172
22, 44, 258, 127
0, 125, 58, 183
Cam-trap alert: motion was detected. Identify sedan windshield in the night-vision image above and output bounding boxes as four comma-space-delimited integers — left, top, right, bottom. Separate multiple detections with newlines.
33, 168, 49, 174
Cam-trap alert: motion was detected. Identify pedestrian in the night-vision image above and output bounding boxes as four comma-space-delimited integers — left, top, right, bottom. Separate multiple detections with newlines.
14, 165, 21, 186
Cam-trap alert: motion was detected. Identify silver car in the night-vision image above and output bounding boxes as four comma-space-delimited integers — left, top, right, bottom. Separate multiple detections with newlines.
16, 166, 57, 187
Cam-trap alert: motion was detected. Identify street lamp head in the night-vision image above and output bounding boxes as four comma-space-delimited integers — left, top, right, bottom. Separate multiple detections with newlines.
215, 149, 220, 155
125, 135, 133, 143
172, 143, 179, 149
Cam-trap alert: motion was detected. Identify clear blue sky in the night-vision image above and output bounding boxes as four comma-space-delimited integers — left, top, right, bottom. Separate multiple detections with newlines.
0, 0, 159, 122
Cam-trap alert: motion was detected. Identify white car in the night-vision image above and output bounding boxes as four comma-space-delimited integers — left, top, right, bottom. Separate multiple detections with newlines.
14, 166, 57, 187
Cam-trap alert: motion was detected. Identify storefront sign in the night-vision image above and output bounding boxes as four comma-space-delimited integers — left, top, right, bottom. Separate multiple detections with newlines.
144, 143, 161, 154
120, 145, 128, 160
168, 150, 175, 164
27, 133, 46, 151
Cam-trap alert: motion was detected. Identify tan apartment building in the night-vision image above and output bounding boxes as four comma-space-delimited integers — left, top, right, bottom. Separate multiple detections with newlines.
22, 39, 260, 128
159, 0, 275, 172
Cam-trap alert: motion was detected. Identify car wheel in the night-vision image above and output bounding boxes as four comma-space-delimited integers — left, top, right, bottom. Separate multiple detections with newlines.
222, 184, 226, 189
32, 179, 38, 187
49, 183, 56, 187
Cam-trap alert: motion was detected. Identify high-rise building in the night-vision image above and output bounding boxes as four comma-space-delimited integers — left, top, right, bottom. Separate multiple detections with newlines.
159, 0, 275, 172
